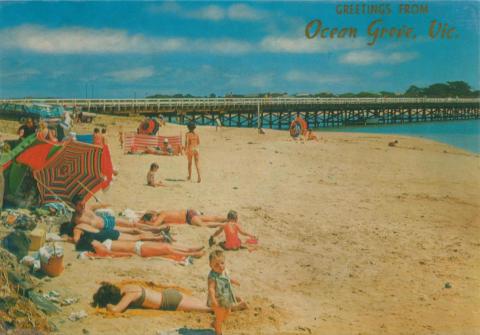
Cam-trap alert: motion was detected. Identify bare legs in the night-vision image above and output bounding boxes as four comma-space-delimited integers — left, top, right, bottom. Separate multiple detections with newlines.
191, 215, 226, 228
212, 307, 230, 335
141, 243, 205, 258
187, 152, 201, 183
177, 295, 212, 312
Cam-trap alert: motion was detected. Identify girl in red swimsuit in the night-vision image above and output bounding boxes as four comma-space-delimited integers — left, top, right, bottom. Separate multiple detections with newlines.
209, 210, 256, 250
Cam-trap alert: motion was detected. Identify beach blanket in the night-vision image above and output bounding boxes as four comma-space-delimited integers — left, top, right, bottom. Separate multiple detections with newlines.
94, 280, 192, 318
122, 132, 182, 155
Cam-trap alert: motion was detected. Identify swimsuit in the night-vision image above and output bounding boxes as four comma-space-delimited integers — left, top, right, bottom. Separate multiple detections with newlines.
129, 287, 182, 311
222, 224, 242, 250
160, 288, 183, 311
76, 229, 120, 252
134, 241, 144, 256
102, 239, 113, 251
207, 270, 236, 308
185, 209, 200, 225
96, 212, 116, 230
129, 287, 146, 309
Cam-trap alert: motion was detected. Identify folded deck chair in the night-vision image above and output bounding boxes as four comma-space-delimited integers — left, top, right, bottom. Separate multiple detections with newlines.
122, 132, 182, 155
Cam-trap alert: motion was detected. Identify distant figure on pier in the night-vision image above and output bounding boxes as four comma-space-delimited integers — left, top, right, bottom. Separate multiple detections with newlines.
185, 123, 201, 183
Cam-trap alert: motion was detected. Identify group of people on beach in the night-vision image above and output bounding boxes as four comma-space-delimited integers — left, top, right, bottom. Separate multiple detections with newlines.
146, 122, 201, 186
59, 188, 256, 334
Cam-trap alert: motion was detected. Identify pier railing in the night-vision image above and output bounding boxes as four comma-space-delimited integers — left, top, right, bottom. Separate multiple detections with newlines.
1, 97, 479, 108
1, 97, 479, 128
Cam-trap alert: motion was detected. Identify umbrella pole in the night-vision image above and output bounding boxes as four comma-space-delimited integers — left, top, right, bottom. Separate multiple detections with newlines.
34, 179, 74, 212
76, 180, 100, 202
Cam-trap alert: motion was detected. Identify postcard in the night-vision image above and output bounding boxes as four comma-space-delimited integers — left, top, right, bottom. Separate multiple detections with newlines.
0, 2, 479, 335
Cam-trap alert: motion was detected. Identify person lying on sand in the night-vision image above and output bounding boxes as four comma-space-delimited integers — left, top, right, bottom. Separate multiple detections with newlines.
59, 221, 171, 246
76, 233, 205, 258
140, 209, 226, 228
147, 163, 165, 187
209, 210, 256, 250
72, 195, 166, 233
92, 282, 211, 313
208, 250, 247, 335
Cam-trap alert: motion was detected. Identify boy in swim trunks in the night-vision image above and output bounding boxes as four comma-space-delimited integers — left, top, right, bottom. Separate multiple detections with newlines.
147, 163, 165, 187
208, 250, 247, 335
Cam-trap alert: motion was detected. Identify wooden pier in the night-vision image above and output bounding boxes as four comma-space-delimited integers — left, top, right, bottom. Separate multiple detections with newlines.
1, 97, 479, 129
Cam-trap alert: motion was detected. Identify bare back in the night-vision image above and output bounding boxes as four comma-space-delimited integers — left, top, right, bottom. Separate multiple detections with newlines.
185, 132, 200, 154
74, 209, 104, 229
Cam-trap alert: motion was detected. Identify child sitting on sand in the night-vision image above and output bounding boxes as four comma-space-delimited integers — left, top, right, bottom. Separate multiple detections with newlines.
147, 163, 164, 187
209, 210, 256, 250
208, 250, 247, 335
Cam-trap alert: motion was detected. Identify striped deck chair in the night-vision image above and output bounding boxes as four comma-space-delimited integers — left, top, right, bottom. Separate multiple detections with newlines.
122, 132, 183, 155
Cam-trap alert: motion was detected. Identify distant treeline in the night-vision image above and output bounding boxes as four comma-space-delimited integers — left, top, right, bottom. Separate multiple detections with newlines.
146, 81, 479, 99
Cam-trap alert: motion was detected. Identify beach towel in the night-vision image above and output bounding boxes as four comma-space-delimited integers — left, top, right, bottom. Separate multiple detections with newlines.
122, 132, 182, 155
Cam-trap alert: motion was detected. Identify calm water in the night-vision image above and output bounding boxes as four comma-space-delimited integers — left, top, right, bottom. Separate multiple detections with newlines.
322, 120, 480, 153
171, 115, 479, 154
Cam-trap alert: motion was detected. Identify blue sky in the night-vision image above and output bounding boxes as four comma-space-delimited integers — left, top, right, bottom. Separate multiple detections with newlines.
0, 1, 478, 98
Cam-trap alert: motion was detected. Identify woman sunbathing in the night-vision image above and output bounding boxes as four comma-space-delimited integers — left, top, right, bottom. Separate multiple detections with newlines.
77, 233, 205, 258
140, 209, 226, 228
59, 221, 171, 247
92, 282, 211, 313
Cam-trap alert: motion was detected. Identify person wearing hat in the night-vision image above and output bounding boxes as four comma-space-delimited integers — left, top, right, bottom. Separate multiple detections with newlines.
185, 123, 201, 182
162, 138, 174, 156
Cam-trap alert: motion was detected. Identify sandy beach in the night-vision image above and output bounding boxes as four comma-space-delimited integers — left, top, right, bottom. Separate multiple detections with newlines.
1, 115, 479, 335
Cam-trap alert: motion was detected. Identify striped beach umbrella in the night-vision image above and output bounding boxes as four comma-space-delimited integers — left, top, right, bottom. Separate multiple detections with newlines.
33, 139, 106, 204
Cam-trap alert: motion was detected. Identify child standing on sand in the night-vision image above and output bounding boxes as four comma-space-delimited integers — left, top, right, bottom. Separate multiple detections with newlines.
209, 210, 256, 250
185, 122, 201, 183
208, 250, 247, 335
147, 163, 164, 187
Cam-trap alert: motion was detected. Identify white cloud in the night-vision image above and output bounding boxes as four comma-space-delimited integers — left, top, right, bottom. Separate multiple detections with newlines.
285, 70, 356, 85
187, 5, 225, 21
106, 67, 155, 82
149, 3, 265, 22
0, 25, 187, 54
340, 50, 418, 65
260, 36, 364, 53
0, 25, 367, 56
227, 4, 265, 21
